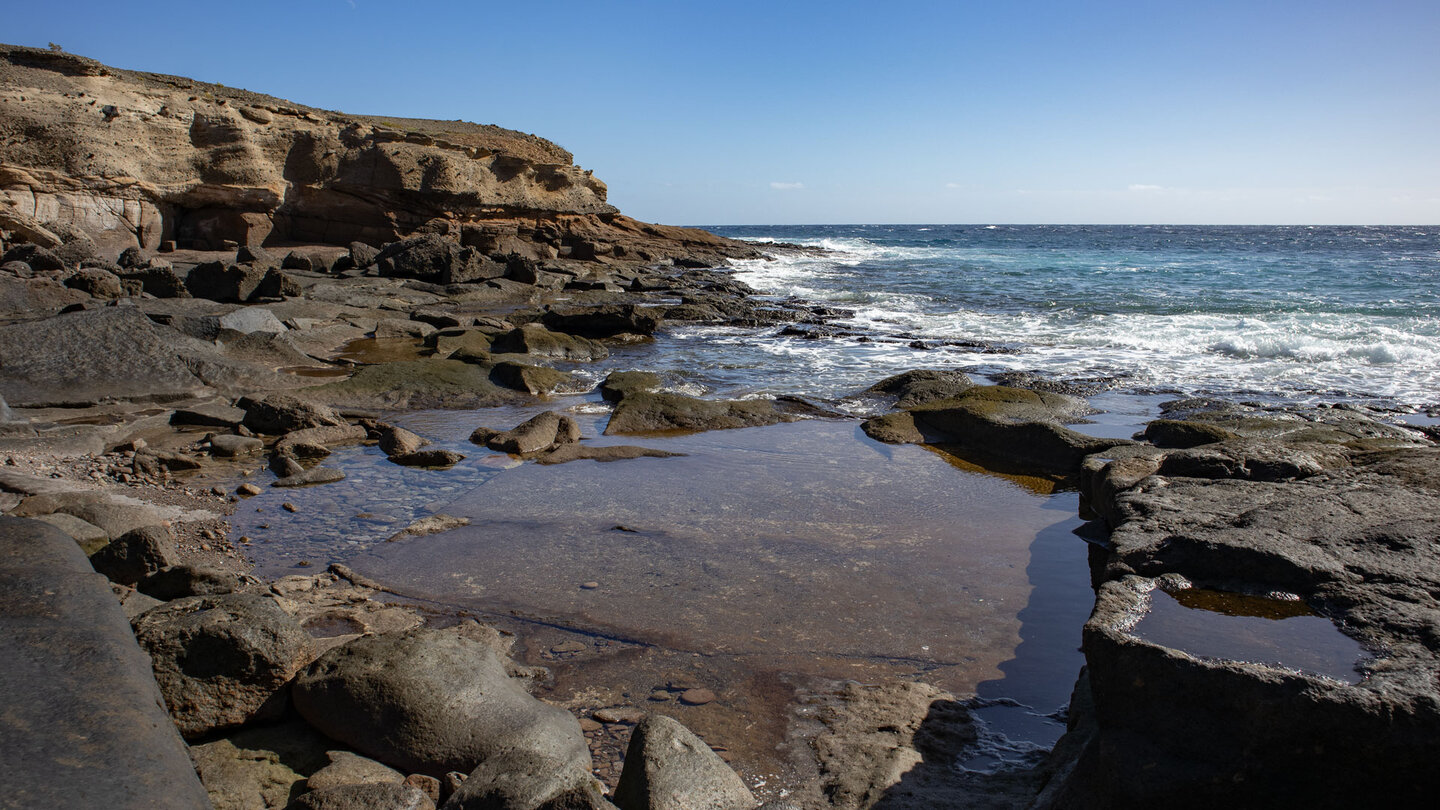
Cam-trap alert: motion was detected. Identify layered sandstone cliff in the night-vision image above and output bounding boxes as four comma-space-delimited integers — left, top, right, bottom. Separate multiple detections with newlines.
0, 44, 742, 263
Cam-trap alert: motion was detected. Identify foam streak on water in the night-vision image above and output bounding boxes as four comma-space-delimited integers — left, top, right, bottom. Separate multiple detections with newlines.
708, 225, 1440, 408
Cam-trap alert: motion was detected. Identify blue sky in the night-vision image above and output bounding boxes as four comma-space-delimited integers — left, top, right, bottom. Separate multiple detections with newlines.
8, 1, 1439, 224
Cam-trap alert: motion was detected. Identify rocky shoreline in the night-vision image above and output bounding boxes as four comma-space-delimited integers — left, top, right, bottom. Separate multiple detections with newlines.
4, 43, 1439, 810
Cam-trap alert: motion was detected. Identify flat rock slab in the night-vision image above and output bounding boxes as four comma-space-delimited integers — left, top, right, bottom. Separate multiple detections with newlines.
0, 517, 211, 809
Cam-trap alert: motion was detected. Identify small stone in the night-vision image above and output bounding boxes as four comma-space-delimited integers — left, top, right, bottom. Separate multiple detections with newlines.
404, 773, 441, 803
210, 486, 225, 496
649, 691, 675, 702
680, 688, 717, 706
296, 560, 311, 568
581, 581, 600, 590
594, 706, 645, 725
282, 502, 298, 512
550, 640, 587, 654
579, 718, 603, 733
239, 536, 252, 544
237, 483, 262, 497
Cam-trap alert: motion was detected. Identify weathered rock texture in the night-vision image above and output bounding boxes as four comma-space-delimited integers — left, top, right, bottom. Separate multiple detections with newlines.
0, 517, 211, 809
1043, 417, 1440, 807
0, 43, 755, 265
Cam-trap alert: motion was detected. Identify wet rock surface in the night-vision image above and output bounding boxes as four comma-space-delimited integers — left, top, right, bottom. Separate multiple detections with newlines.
1045, 416, 1440, 807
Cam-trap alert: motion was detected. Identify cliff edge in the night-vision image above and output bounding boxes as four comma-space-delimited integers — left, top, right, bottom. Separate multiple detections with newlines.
0, 43, 743, 263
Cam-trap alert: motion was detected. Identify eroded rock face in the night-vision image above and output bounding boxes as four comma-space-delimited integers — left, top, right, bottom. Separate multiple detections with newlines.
132, 593, 313, 740
1046, 442, 1440, 808
292, 628, 590, 778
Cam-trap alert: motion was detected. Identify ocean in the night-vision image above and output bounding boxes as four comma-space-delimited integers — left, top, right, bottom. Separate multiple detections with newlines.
685, 224, 1440, 412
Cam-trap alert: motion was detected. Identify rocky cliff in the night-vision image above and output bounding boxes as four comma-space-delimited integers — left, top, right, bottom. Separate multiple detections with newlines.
0, 44, 742, 263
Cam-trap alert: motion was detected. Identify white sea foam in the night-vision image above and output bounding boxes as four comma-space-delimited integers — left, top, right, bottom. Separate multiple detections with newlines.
717, 232, 1440, 406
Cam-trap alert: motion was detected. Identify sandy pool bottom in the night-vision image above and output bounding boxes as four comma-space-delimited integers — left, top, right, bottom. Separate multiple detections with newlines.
288, 416, 1097, 792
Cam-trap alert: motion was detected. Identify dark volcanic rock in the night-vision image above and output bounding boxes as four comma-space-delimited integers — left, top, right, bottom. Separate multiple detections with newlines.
861, 369, 975, 409
0, 517, 212, 809
131, 593, 312, 740
444, 748, 611, 810
1045, 446, 1440, 808
613, 714, 755, 810
241, 393, 349, 435
605, 391, 795, 435
862, 384, 1129, 476
540, 303, 663, 337
89, 525, 179, 586
599, 370, 662, 403
292, 628, 589, 778
186, 261, 299, 302
490, 324, 609, 361
484, 410, 581, 455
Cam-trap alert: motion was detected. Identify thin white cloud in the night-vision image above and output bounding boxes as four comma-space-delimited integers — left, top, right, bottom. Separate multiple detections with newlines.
1128, 184, 1164, 192
770, 181, 804, 190
945, 182, 963, 189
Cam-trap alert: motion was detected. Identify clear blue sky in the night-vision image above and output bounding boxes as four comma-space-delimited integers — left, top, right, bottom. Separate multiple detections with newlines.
8, 1, 1439, 225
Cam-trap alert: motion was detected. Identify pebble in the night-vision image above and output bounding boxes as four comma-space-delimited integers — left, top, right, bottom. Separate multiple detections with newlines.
551, 640, 588, 654
237, 483, 262, 497
679, 688, 717, 706
404, 774, 441, 803
282, 502, 298, 512
579, 718, 603, 732
580, 581, 600, 590
649, 690, 674, 702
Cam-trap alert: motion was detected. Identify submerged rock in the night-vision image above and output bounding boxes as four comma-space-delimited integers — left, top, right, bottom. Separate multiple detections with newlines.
605, 391, 794, 435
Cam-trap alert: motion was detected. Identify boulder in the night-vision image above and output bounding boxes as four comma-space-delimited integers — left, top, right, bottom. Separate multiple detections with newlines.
273, 465, 347, 487
605, 392, 792, 435
30, 511, 109, 554
305, 750, 405, 792
484, 411, 581, 454
219, 306, 288, 334
187, 261, 299, 302
89, 525, 178, 586
429, 328, 496, 358
390, 449, 465, 468
122, 262, 191, 297
64, 266, 124, 298
131, 593, 312, 739
117, 246, 150, 269
540, 304, 663, 337
274, 424, 369, 458
613, 714, 755, 810
2, 243, 66, 272
350, 241, 381, 268
489, 360, 574, 395
137, 564, 244, 600
491, 324, 609, 362
209, 434, 265, 457
190, 719, 333, 810
293, 629, 590, 777
443, 749, 612, 810
378, 425, 429, 457
861, 369, 974, 409
294, 783, 435, 810
374, 234, 504, 285
599, 370, 661, 403
242, 393, 348, 435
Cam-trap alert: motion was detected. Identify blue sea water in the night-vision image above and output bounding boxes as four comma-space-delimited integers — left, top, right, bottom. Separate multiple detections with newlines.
690, 224, 1440, 410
